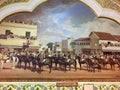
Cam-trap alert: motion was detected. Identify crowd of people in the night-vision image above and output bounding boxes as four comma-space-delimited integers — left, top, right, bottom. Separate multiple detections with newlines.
0, 48, 120, 72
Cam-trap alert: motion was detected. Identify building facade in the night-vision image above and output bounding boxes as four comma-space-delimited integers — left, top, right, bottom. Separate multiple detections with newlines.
74, 37, 90, 55
74, 31, 120, 55
0, 21, 39, 51
62, 37, 73, 53
89, 31, 120, 54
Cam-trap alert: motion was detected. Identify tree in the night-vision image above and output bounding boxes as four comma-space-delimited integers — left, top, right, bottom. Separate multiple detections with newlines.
70, 41, 76, 52
47, 42, 54, 51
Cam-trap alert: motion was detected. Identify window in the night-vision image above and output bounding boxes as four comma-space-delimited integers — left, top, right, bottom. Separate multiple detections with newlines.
5, 30, 11, 35
25, 32, 30, 38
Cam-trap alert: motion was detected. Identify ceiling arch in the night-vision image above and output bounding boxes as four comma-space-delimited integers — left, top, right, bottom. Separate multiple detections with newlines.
0, 0, 120, 23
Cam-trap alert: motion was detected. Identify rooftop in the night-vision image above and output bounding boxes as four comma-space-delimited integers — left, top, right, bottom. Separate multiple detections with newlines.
92, 31, 116, 41
74, 37, 90, 41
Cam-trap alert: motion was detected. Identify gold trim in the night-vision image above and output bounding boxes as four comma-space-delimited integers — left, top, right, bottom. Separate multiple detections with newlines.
0, 78, 120, 82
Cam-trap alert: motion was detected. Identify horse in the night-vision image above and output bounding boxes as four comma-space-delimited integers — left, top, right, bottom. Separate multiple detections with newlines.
10, 55, 19, 69
112, 55, 120, 70
65, 58, 77, 71
93, 56, 107, 70
76, 54, 88, 70
54, 54, 77, 72
16, 54, 31, 70
55, 56, 67, 72
105, 55, 120, 71
84, 57, 101, 72
37, 55, 52, 74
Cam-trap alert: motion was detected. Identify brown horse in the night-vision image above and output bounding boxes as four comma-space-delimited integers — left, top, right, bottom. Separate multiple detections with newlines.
106, 57, 116, 70
93, 57, 107, 70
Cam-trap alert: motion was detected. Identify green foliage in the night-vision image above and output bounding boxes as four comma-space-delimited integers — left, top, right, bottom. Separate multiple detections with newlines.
47, 42, 54, 50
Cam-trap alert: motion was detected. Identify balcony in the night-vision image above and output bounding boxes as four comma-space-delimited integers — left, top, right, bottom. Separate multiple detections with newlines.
101, 43, 120, 52
0, 38, 39, 48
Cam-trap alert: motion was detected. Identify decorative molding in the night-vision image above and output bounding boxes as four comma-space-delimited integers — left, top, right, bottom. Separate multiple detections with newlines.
0, 82, 119, 90
95, 0, 120, 12
80, 0, 120, 24
0, 0, 48, 22
0, 0, 119, 24
0, 0, 120, 23
0, 0, 29, 9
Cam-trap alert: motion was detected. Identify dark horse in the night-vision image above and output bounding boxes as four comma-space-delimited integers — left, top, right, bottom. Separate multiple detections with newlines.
84, 57, 101, 72
77, 55, 88, 70
55, 55, 77, 72
17, 53, 31, 70
65, 58, 77, 71
37, 55, 52, 74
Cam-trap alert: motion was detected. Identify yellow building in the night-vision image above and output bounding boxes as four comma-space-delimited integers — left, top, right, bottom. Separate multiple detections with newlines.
0, 21, 39, 51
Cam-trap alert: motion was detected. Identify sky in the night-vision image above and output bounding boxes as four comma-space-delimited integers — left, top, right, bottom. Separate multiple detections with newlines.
4, 0, 120, 45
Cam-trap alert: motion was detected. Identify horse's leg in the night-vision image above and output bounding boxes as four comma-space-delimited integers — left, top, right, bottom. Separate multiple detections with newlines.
49, 64, 52, 73
79, 62, 81, 70
113, 64, 115, 71
110, 64, 112, 70
20, 61, 22, 68
55, 62, 57, 69
39, 65, 42, 74
98, 64, 101, 72
93, 65, 95, 72
12, 57, 16, 69
112, 64, 115, 71
32, 62, 36, 72
15, 58, 19, 68
24, 62, 27, 70
28, 61, 30, 69
69, 64, 71, 71
104, 64, 107, 70
74, 61, 77, 71
64, 64, 66, 72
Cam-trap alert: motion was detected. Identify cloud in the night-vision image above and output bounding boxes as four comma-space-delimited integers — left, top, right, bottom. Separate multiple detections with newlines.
61, 17, 120, 40
4, 0, 120, 46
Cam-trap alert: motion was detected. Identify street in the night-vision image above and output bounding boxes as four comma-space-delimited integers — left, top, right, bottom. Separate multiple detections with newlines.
0, 62, 120, 82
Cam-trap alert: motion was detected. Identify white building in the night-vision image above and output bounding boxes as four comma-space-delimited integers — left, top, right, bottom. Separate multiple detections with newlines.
74, 31, 120, 55
74, 37, 90, 55
54, 42, 62, 52
62, 37, 73, 53
89, 31, 120, 54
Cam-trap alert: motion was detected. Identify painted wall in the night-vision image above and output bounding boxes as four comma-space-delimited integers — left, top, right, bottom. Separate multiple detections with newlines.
75, 40, 90, 54
0, 22, 39, 48
0, 22, 37, 37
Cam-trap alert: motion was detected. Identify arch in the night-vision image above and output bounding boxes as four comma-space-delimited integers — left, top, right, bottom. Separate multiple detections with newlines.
0, 0, 120, 23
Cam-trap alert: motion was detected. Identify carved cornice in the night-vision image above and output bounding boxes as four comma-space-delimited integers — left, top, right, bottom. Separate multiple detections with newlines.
0, 0, 29, 9
95, 0, 120, 13
0, 0, 120, 24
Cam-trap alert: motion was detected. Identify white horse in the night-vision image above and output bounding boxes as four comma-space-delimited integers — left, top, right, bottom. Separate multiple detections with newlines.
10, 55, 19, 69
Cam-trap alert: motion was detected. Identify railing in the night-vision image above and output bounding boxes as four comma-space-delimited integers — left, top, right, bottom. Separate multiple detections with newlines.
0, 38, 39, 47
0, 34, 37, 40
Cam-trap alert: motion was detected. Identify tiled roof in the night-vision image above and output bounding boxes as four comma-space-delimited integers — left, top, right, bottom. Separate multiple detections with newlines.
74, 37, 90, 41
113, 35, 120, 42
93, 31, 116, 41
